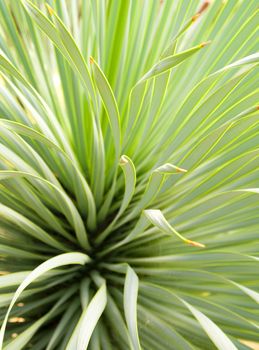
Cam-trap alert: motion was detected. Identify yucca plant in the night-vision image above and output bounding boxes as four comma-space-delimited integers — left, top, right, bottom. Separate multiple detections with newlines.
0, 0, 258, 349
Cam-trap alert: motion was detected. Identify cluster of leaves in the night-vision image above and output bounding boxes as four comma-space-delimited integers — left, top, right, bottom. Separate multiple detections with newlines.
0, 0, 258, 349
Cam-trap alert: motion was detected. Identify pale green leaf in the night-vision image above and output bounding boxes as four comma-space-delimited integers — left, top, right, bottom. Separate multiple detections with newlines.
139, 42, 211, 83
90, 57, 121, 160
124, 265, 141, 350
0, 253, 90, 349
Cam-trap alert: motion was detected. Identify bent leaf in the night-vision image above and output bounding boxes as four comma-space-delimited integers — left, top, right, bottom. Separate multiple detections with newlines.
139, 42, 211, 83
0, 253, 90, 349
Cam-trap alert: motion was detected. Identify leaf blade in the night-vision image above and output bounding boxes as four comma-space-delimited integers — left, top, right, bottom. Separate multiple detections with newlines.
0, 252, 90, 349
124, 265, 141, 350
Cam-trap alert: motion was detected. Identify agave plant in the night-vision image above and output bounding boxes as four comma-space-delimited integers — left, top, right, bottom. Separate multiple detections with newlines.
0, 0, 258, 349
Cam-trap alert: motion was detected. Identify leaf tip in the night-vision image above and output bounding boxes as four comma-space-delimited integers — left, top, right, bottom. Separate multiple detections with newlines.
200, 40, 211, 48
192, 1, 211, 22
185, 239, 205, 248
120, 155, 128, 165
176, 166, 188, 173
45, 3, 54, 16
197, 1, 211, 15
192, 13, 201, 22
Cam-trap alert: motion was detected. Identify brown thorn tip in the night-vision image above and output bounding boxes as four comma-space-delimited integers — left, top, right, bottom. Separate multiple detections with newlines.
256, 105, 259, 110
89, 56, 94, 64
200, 40, 211, 47
192, 13, 200, 22
45, 3, 54, 16
176, 166, 188, 173
186, 239, 205, 248
197, 1, 211, 15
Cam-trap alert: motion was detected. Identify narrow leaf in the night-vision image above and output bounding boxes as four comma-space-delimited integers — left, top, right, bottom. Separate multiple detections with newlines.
0, 252, 90, 349
139, 42, 211, 83
144, 209, 205, 248
124, 265, 141, 350
90, 57, 121, 159
181, 301, 238, 350
122, 163, 187, 224
66, 283, 107, 350
22, 0, 97, 108
96, 155, 136, 243
77, 283, 107, 350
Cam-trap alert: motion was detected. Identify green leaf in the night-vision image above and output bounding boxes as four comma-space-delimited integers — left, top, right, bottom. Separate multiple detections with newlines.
22, 0, 97, 109
181, 301, 238, 350
117, 156, 137, 216
96, 155, 136, 243
120, 163, 187, 225
0, 253, 90, 349
0, 119, 97, 229
4, 286, 77, 350
77, 283, 107, 350
46, 300, 79, 350
90, 57, 121, 160
0, 171, 90, 250
144, 209, 205, 248
0, 203, 69, 251
139, 42, 211, 83
66, 283, 107, 350
124, 265, 141, 350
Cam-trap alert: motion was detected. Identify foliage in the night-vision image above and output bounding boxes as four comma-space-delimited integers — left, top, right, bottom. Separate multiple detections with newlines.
0, 0, 258, 349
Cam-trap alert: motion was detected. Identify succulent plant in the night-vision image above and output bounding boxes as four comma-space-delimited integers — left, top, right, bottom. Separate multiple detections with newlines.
0, 1, 258, 349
